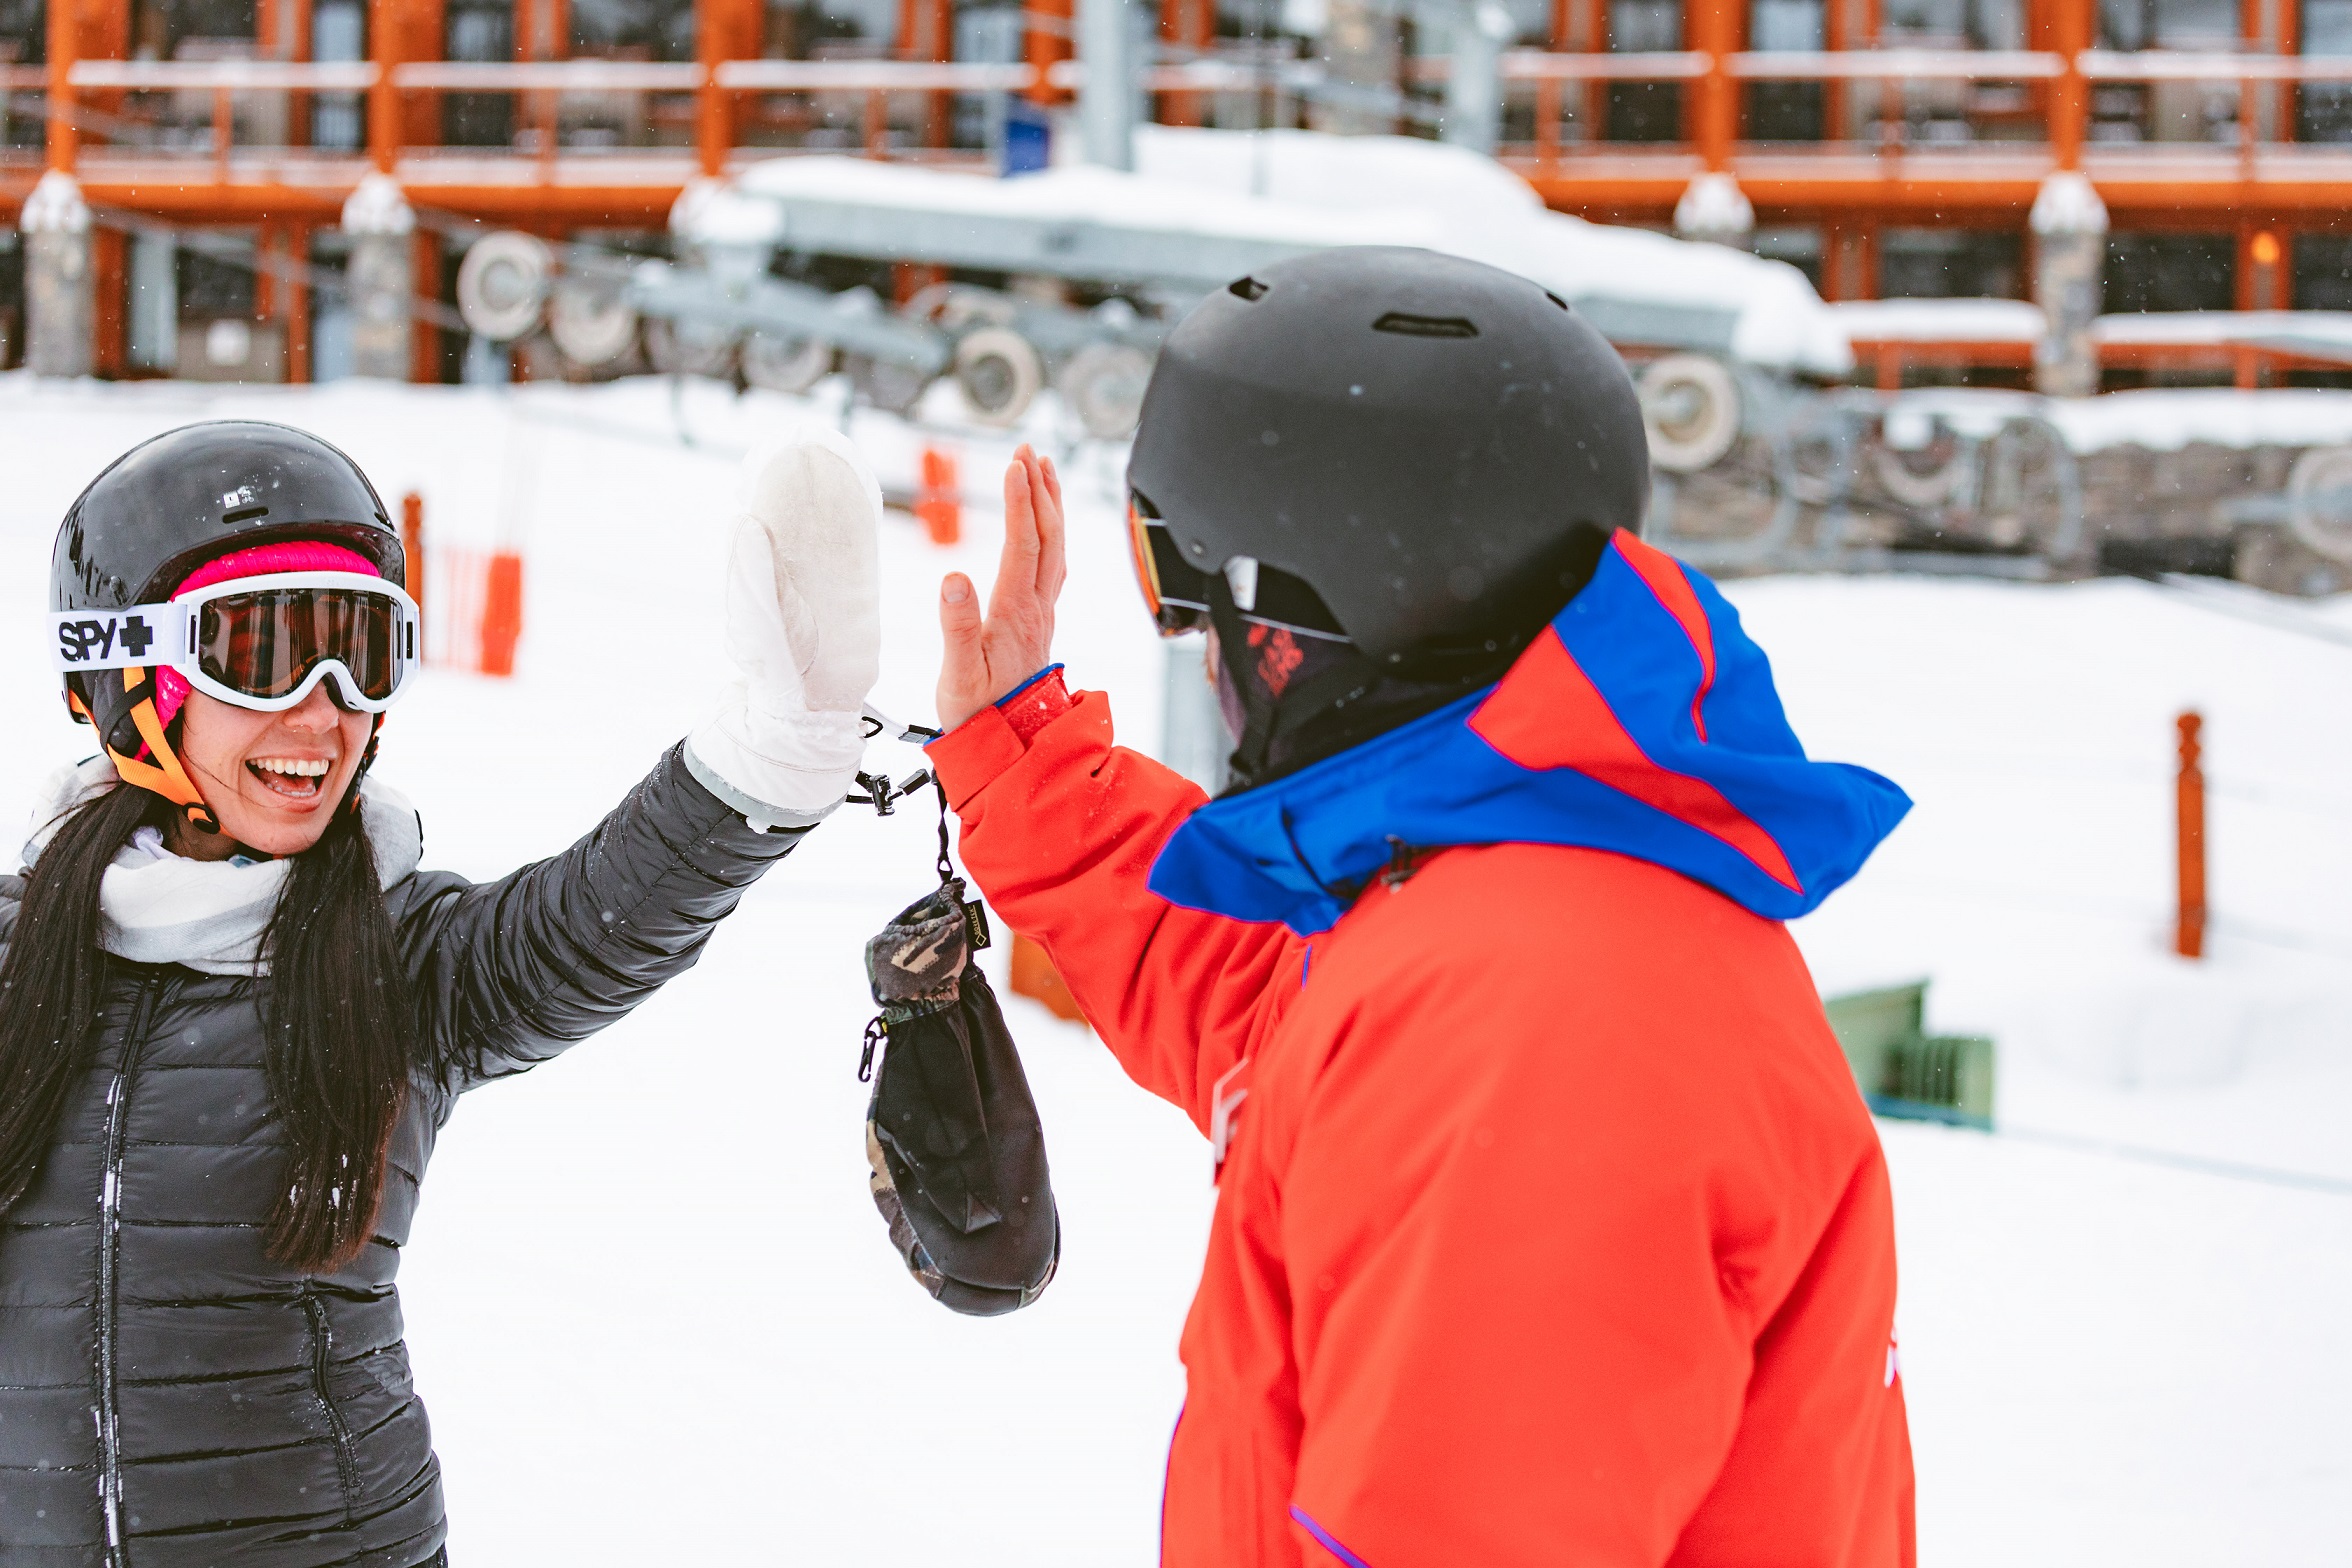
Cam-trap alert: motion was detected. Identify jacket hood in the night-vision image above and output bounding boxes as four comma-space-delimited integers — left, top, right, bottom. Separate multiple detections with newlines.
1147, 531, 1910, 936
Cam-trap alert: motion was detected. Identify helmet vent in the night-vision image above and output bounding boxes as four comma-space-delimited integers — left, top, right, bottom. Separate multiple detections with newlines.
1373, 312, 1478, 339
1229, 276, 1270, 302
222, 504, 270, 524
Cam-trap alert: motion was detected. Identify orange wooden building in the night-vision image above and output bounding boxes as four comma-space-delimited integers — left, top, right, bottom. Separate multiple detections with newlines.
2, 0, 2347, 385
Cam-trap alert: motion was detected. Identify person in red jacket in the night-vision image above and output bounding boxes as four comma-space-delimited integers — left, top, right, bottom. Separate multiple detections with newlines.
927, 248, 1917, 1567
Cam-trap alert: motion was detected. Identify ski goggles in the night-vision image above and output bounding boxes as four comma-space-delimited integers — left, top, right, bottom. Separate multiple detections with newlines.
1126, 496, 1351, 643
50, 572, 421, 714
1127, 497, 1215, 638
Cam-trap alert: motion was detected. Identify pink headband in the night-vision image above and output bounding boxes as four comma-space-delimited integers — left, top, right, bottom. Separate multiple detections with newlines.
155, 541, 383, 727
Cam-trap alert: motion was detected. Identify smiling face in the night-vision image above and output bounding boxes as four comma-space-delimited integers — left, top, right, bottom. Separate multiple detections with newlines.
166, 686, 374, 860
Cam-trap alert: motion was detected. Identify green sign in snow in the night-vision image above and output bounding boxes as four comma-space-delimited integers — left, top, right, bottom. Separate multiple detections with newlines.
1823, 980, 1996, 1130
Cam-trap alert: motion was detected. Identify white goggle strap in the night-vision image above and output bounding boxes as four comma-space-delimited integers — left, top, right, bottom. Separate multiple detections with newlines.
49, 602, 185, 673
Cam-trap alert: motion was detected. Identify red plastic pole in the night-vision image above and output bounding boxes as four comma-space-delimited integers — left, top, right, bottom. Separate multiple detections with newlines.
2176, 711, 2206, 960
479, 552, 525, 678
916, 446, 961, 546
400, 492, 426, 644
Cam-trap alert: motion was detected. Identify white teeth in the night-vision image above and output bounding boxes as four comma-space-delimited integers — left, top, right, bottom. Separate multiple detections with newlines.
253, 758, 330, 778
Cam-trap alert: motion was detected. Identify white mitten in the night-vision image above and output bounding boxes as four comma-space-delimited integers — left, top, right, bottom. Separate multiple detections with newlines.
685, 425, 883, 830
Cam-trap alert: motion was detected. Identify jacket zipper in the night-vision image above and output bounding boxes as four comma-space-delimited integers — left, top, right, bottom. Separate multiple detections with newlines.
302, 1283, 363, 1520
96, 973, 162, 1568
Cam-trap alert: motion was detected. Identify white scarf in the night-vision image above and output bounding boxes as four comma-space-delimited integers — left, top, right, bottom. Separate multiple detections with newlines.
21, 756, 424, 977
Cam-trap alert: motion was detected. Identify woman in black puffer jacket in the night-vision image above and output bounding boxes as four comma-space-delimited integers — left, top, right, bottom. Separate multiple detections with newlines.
0, 420, 885, 1568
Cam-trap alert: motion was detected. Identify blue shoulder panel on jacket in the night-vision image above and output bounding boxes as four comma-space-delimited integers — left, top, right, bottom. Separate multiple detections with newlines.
1147, 533, 1911, 936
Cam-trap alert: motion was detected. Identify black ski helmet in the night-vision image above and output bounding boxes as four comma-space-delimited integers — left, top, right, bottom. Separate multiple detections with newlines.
1127, 246, 1650, 784
52, 421, 405, 830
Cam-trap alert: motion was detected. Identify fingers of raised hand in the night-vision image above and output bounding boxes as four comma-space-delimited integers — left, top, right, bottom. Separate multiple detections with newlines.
1033, 452, 1067, 598
1002, 451, 1042, 571
935, 572, 991, 732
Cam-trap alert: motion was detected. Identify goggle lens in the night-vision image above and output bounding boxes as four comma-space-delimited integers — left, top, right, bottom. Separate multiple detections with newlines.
197, 588, 403, 703
1127, 501, 1214, 638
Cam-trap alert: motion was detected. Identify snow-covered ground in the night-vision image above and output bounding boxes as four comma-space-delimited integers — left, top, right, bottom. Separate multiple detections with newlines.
2, 374, 2346, 1565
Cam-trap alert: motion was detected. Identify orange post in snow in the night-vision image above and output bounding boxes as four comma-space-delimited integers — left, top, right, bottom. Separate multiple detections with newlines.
400, 492, 426, 629
479, 552, 525, 678
916, 446, 961, 546
2176, 711, 2206, 960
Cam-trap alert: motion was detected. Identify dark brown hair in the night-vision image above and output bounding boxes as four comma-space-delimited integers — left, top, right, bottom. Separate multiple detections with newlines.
0, 781, 412, 1273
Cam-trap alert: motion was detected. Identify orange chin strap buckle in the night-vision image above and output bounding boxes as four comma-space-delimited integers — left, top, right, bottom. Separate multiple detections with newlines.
68, 670, 219, 835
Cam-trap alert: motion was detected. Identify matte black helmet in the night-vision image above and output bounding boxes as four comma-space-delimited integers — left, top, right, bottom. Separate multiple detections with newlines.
51, 421, 403, 827
1126, 246, 1649, 786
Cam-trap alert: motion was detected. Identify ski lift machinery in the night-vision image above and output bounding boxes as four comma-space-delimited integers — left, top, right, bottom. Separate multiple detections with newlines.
453, 133, 2090, 575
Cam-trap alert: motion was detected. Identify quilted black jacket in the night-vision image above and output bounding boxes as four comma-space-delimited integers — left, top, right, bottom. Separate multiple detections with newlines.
0, 746, 808, 1568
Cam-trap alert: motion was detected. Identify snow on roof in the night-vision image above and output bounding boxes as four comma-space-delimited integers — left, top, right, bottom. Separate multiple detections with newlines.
689, 130, 1854, 377
1884, 385, 2352, 454
1830, 298, 2047, 343
1129, 124, 1547, 233
2092, 311, 2352, 351
1130, 128, 1849, 377
715, 150, 1406, 252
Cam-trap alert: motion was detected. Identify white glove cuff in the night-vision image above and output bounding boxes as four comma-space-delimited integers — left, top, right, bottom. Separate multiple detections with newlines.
685, 707, 866, 832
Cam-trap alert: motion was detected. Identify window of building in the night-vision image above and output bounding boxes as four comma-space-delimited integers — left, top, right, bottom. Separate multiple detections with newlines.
1746, 0, 1823, 140
2100, 0, 2236, 48
0, 231, 22, 370
1754, 226, 1825, 290
2291, 233, 2352, 309
2096, 0, 2243, 141
2103, 233, 2235, 312
0, 0, 42, 62
309, 0, 365, 150
1879, 0, 2022, 47
0, 0, 40, 150
131, 0, 258, 59
1876, 0, 2026, 143
1880, 228, 2023, 298
572, 0, 698, 61
444, 0, 514, 146
766, 0, 894, 58
1606, 0, 1681, 142
177, 243, 256, 317
2301, 0, 2352, 140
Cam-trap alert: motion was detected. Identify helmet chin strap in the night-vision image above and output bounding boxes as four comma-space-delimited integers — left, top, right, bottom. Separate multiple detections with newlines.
72, 670, 221, 835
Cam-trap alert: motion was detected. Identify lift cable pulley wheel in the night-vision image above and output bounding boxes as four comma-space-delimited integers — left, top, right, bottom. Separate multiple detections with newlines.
2287, 444, 2352, 563
455, 232, 555, 343
1058, 342, 1156, 441
953, 327, 1047, 427
1636, 354, 1743, 475
742, 330, 834, 395
547, 278, 639, 368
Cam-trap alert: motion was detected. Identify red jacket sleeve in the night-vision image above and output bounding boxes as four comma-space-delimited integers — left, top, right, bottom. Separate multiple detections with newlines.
928, 687, 1307, 1134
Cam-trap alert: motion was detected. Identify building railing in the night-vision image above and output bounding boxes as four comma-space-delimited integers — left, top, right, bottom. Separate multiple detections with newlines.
68, 61, 380, 90
27, 48, 2352, 184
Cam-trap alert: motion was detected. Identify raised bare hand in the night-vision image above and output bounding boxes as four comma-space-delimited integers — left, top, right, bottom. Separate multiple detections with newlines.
936, 444, 1067, 733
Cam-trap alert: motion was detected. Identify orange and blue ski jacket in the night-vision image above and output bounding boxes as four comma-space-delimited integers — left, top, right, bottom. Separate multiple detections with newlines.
929, 532, 1917, 1568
